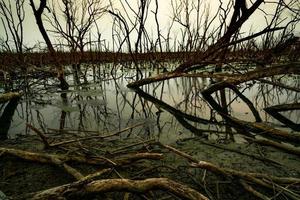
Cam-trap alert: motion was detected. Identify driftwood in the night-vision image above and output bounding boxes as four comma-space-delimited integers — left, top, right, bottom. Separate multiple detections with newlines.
243, 136, 300, 156
193, 138, 282, 166
0, 147, 163, 166
16, 178, 208, 200
158, 144, 300, 199
0, 92, 21, 103
190, 160, 300, 185
201, 63, 300, 92
230, 117, 300, 143
190, 161, 300, 200
161, 143, 300, 185
47, 155, 84, 180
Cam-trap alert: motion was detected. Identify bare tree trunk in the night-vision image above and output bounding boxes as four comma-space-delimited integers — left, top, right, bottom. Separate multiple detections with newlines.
29, 0, 69, 91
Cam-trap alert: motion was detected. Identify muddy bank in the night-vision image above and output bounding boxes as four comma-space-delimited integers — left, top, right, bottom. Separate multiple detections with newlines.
0, 130, 299, 199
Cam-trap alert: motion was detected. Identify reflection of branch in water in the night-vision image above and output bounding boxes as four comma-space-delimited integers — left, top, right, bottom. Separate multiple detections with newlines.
59, 94, 68, 131
219, 88, 233, 138
135, 88, 216, 125
202, 81, 300, 143
264, 103, 300, 131
59, 111, 67, 131
229, 84, 262, 122
134, 88, 222, 137
36, 110, 47, 133
0, 97, 20, 139
259, 78, 300, 93
176, 77, 208, 116
254, 79, 299, 122
113, 78, 142, 116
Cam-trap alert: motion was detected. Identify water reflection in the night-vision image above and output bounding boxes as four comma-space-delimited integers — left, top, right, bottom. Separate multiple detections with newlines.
0, 97, 20, 139
4, 63, 300, 143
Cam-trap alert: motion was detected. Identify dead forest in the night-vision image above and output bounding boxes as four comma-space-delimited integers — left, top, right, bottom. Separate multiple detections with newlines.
0, 0, 300, 199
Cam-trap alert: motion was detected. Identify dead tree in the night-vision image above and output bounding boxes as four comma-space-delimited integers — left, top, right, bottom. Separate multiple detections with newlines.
29, 0, 69, 90
45, 0, 106, 84
127, 0, 299, 89
0, 0, 25, 54
48, 0, 106, 53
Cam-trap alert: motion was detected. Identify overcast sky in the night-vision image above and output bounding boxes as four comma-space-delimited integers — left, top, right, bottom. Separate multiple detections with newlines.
0, 0, 299, 51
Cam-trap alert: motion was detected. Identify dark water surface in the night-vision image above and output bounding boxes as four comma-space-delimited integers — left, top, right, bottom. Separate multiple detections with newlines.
2, 63, 300, 143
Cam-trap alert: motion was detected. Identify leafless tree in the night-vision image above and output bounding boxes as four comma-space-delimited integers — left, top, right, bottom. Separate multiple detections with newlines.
29, 0, 69, 90
152, 0, 162, 52
128, 0, 300, 87
45, 0, 107, 84
47, 0, 106, 52
0, 0, 25, 53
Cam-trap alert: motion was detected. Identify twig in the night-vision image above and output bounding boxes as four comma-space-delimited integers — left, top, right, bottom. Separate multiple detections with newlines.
157, 143, 199, 163
111, 139, 156, 154
240, 180, 271, 200
27, 123, 50, 148
80, 168, 112, 183
50, 122, 145, 147
194, 138, 282, 166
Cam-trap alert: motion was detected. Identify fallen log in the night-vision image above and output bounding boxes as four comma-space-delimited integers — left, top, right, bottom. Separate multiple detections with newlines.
0, 92, 21, 103
243, 136, 300, 156
15, 178, 208, 200
190, 161, 300, 199
0, 147, 163, 166
230, 117, 300, 143
159, 144, 300, 199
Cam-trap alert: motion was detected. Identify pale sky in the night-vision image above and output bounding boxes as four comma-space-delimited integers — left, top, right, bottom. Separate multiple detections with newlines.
0, 0, 299, 51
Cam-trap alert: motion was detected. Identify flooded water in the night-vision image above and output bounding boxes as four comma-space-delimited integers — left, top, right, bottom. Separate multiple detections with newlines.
2, 63, 300, 143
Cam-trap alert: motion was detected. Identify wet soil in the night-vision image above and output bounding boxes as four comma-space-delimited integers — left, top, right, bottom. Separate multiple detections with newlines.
1, 134, 299, 200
